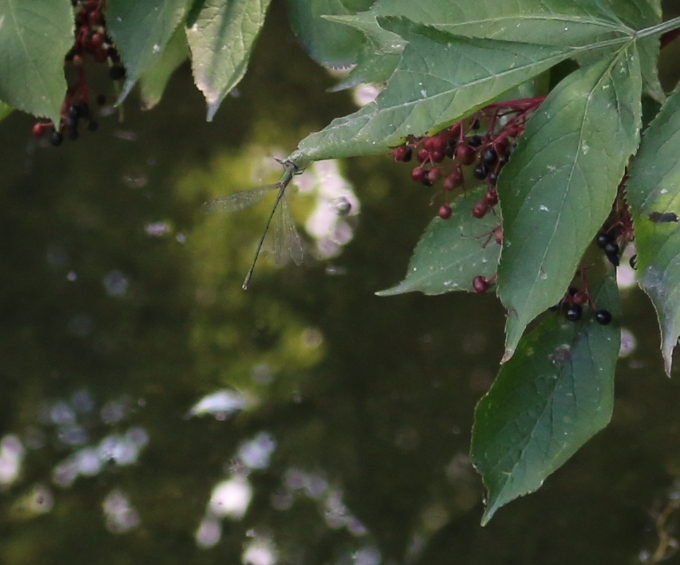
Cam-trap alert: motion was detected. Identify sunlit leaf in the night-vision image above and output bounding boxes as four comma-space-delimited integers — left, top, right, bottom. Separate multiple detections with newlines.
0, 0, 73, 125
471, 277, 620, 525
497, 44, 641, 361
346, 0, 629, 45
287, 0, 374, 68
293, 19, 576, 163
626, 85, 680, 376
139, 24, 189, 110
376, 187, 500, 296
186, 0, 272, 121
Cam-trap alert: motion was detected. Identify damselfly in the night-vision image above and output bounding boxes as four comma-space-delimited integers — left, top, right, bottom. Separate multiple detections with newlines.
202, 161, 304, 290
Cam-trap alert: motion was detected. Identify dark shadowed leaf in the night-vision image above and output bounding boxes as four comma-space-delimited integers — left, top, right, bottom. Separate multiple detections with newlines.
139, 24, 189, 110
471, 277, 620, 525
497, 44, 641, 362
625, 86, 680, 376
287, 0, 374, 68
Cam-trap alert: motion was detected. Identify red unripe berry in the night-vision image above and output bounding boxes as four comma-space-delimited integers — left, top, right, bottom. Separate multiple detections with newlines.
456, 144, 476, 165
484, 189, 498, 207
423, 137, 435, 151
438, 203, 452, 220
431, 136, 447, 152
411, 167, 425, 183
90, 32, 104, 49
473, 276, 490, 293
494, 227, 503, 245
416, 149, 430, 163
472, 201, 489, 219
32, 122, 48, 138
427, 168, 441, 184
72, 54, 84, 66
392, 145, 412, 162
573, 291, 588, 305
431, 150, 445, 163
443, 171, 462, 192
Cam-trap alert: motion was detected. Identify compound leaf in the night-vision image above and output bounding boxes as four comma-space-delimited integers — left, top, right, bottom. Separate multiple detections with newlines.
497, 43, 641, 361
626, 85, 680, 376
471, 277, 620, 525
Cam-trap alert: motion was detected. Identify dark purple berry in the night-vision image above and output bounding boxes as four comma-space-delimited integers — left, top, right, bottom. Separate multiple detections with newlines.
596, 232, 614, 249
50, 131, 63, 146
565, 304, 582, 322
606, 253, 620, 267
468, 135, 483, 148
473, 163, 488, 180
595, 310, 612, 325
604, 241, 619, 256
629, 254, 637, 269
482, 148, 498, 165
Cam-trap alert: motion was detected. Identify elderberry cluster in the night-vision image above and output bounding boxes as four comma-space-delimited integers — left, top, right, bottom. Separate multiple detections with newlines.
391, 98, 544, 222
550, 284, 612, 325
32, 0, 125, 146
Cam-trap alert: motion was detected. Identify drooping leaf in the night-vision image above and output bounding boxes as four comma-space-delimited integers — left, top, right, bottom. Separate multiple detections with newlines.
291, 19, 577, 164
287, 0, 374, 68
376, 187, 500, 296
625, 85, 680, 376
497, 44, 641, 362
185, 0, 273, 121
0, 0, 73, 125
139, 24, 189, 110
471, 277, 620, 525
107, 0, 190, 105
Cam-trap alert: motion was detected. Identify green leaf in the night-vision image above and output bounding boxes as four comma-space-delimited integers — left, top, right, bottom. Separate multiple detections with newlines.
0, 0, 73, 125
376, 187, 500, 296
0, 101, 13, 122
327, 49, 400, 92
341, 0, 632, 46
107, 0, 191, 104
625, 85, 680, 376
471, 277, 620, 525
293, 19, 576, 163
287, 0, 374, 68
139, 24, 189, 110
497, 44, 642, 361
185, 0, 273, 121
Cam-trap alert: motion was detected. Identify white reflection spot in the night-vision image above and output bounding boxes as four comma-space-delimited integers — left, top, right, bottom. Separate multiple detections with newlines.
209, 477, 252, 519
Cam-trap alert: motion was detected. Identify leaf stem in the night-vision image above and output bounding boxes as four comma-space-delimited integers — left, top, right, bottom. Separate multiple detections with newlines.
636, 16, 680, 40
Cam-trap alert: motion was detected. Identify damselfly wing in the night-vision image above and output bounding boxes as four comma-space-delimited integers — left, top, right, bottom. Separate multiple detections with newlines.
202, 163, 304, 289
